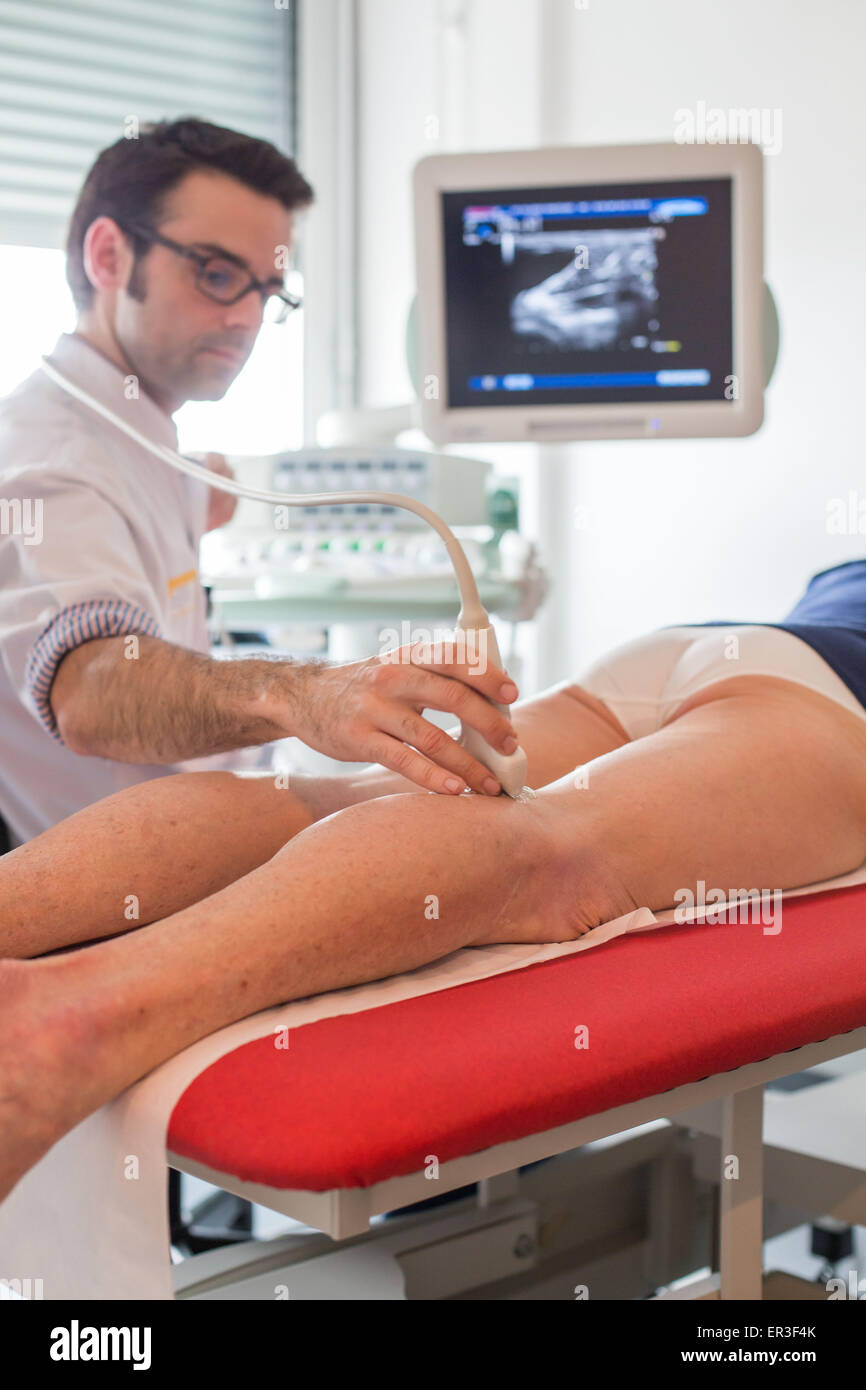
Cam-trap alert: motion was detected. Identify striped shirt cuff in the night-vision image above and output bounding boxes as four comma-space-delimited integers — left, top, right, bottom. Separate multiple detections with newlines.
25, 599, 161, 741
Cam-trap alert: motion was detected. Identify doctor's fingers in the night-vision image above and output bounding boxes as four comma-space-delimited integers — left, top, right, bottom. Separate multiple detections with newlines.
360, 708, 504, 796
381, 640, 519, 709
367, 660, 519, 755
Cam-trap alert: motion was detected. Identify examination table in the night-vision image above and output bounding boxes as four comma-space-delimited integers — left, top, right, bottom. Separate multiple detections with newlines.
166, 877, 866, 1301
3, 872, 866, 1302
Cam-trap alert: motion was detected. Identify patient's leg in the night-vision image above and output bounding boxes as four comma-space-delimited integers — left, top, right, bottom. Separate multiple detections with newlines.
0, 786, 602, 1201
0, 685, 626, 958
0, 769, 380, 958
541, 674, 866, 909
7, 673, 863, 1201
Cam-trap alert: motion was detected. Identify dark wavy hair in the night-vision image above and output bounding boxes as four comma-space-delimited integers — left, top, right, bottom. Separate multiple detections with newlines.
65, 116, 315, 310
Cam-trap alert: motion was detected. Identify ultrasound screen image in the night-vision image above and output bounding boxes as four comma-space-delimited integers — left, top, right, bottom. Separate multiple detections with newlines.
511, 228, 661, 351
440, 178, 733, 409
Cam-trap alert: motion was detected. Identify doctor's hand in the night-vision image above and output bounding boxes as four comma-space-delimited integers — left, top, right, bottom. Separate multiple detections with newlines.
285, 642, 522, 796
196, 452, 238, 532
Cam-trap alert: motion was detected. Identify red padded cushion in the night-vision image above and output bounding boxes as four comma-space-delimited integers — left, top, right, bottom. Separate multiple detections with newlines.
168, 884, 866, 1191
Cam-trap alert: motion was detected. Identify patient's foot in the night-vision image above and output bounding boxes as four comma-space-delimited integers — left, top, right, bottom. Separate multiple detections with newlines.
0, 958, 105, 1205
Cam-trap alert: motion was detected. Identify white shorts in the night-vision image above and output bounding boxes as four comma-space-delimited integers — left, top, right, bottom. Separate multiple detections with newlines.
563, 624, 866, 741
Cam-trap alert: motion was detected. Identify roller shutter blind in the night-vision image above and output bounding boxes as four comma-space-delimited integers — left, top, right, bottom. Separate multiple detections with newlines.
0, 0, 298, 249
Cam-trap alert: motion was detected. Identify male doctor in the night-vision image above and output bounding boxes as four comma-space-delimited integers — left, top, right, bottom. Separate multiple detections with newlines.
0, 118, 520, 846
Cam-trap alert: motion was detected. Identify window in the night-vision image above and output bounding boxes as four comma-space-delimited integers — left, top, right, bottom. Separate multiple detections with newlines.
0, 0, 303, 451
0, 246, 75, 394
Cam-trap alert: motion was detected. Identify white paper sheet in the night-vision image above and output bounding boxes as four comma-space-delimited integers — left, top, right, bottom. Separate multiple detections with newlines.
2, 858, 865, 1301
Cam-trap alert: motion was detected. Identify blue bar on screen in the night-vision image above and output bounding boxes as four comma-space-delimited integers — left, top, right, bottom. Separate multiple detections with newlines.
468, 369, 711, 391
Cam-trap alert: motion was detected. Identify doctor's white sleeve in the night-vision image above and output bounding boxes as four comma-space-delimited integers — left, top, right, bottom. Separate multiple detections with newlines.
0, 473, 164, 742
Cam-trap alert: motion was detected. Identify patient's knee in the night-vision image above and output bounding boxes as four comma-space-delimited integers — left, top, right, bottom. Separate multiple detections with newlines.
570, 846, 639, 933
534, 808, 639, 939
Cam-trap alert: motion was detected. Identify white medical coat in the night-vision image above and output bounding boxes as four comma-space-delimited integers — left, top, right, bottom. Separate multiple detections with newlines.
0, 332, 213, 845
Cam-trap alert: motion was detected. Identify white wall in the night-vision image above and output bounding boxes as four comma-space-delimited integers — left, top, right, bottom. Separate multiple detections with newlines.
355, 0, 543, 408
354, 0, 866, 689
355, 0, 550, 689
548, 0, 866, 677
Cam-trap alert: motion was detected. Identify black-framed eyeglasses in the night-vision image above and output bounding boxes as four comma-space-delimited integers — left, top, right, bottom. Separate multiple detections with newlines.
118, 220, 302, 324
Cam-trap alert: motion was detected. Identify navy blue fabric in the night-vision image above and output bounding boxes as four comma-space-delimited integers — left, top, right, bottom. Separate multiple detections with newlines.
780, 559, 866, 630
667, 559, 866, 713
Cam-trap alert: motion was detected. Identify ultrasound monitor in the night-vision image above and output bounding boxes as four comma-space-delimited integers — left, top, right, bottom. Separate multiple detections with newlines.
413, 142, 764, 444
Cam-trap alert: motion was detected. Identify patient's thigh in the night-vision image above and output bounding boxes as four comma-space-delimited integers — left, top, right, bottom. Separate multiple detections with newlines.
536, 676, 866, 915
510, 684, 630, 786
345, 684, 630, 799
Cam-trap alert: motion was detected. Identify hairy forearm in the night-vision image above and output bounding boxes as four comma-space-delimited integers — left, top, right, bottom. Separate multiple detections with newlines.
50, 634, 324, 763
